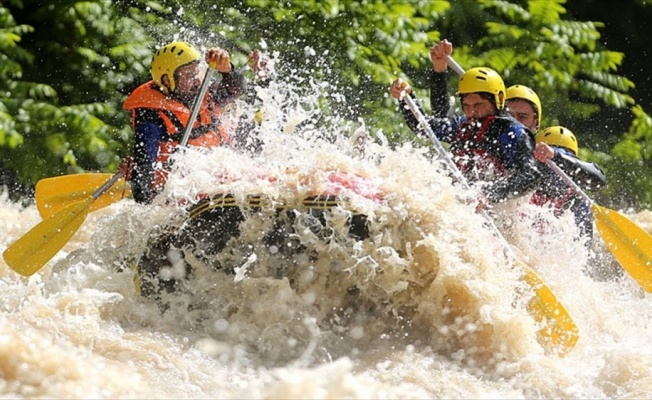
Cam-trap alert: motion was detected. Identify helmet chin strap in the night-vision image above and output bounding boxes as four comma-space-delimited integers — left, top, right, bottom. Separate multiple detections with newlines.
161, 74, 173, 94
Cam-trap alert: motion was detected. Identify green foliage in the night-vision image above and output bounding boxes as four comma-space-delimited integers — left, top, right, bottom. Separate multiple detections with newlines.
0, 0, 157, 191
599, 106, 652, 207
474, 0, 635, 128
167, 0, 451, 144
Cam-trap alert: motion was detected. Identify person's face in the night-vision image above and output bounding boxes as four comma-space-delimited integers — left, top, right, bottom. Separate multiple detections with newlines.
507, 99, 538, 130
461, 93, 496, 120
173, 60, 207, 100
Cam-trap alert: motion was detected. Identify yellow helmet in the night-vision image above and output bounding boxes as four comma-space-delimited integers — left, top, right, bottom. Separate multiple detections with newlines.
458, 67, 506, 110
150, 41, 201, 94
506, 85, 542, 126
536, 126, 579, 155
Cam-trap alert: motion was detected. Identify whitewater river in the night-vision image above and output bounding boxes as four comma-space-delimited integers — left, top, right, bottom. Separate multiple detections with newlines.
2, 77, 652, 399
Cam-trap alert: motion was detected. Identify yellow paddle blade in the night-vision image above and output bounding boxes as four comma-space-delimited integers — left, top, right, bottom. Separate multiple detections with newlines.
520, 262, 579, 355
35, 173, 131, 219
593, 204, 652, 292
3, 198, 93, 276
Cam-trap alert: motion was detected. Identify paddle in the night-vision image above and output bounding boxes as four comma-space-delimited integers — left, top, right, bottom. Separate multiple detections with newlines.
4, 189, 110, 276
35, 173, 131, 219
544, 159, 652, 291
399, 61, 578, 353
3, 67, 217, 276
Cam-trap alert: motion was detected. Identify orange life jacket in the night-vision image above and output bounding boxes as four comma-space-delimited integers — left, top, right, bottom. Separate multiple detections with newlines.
123, 81, 228, 190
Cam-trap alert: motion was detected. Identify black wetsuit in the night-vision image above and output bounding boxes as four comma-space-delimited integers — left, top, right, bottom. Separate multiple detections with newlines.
532, 147, 606, 239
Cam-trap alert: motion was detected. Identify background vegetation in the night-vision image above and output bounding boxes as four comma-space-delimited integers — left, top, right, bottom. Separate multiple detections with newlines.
1, 0, 651, 209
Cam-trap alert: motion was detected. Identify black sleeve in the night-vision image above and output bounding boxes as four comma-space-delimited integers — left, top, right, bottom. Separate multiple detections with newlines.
553, 151, 606, 191
230, 73, 274, 155
396, 93, 460, 145
484, 134, 542, 203
130, 145, 155, 204
429, 70, 452, 118
245, 75, 273, 105
209, 65, 247, 107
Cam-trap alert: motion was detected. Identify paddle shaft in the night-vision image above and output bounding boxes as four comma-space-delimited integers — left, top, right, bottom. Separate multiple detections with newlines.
543, 158, 594, 204
92, 171, 126, 200
179, 64, 245, 147
446, 56, 465, 76
180, 68, 215, 147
